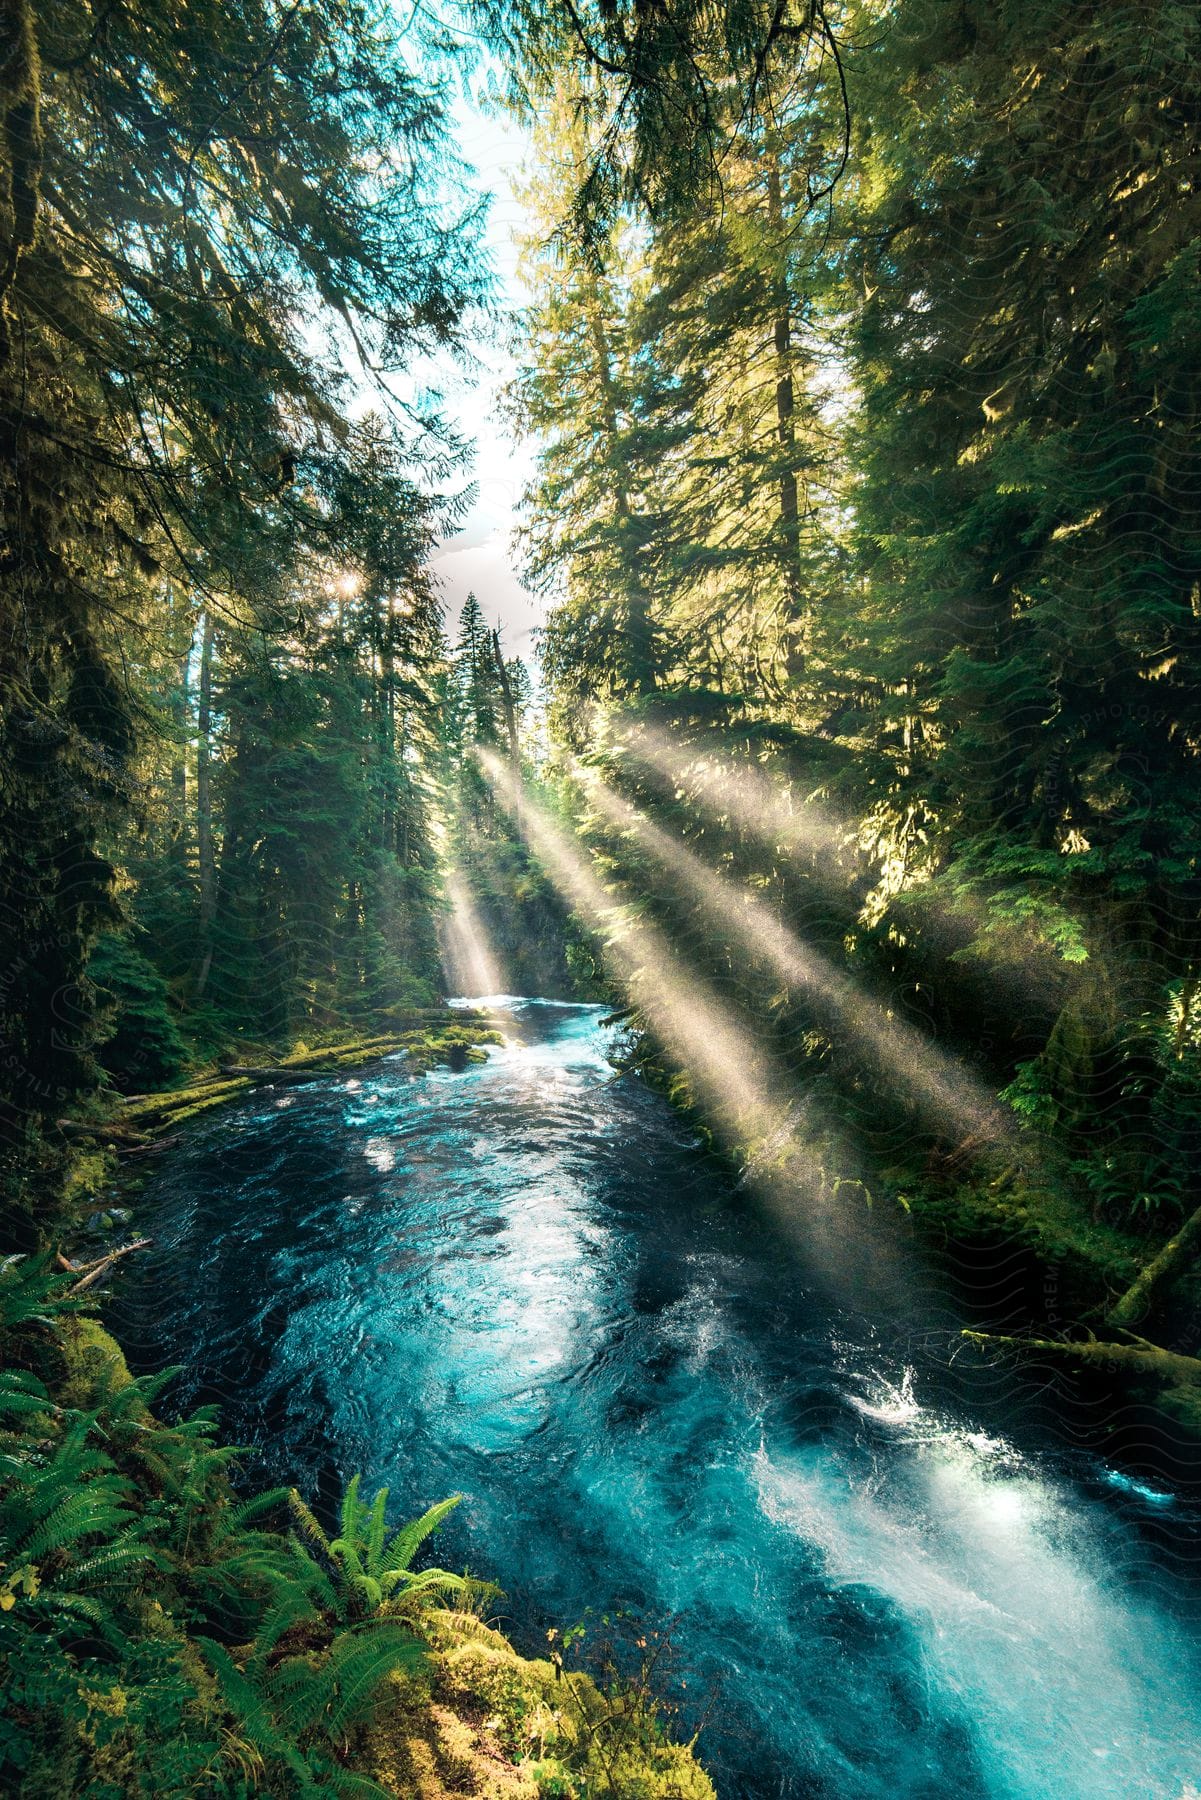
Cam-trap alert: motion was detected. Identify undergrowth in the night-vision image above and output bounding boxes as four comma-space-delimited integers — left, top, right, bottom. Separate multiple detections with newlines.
0, 1255, 715, 1799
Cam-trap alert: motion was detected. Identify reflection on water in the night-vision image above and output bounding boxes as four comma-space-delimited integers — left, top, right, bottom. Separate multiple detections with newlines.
117, 1001, 1201, 1800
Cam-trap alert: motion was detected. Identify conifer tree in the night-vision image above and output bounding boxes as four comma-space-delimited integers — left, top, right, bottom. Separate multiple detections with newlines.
0, 0, 481, 1229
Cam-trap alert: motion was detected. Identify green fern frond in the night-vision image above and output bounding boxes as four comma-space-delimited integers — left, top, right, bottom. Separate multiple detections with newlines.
366, 1487, 388, 1571
381, 1566, 466, 1600
339, 1473, 364, 1547
36, 1590, 125, 1648
38, 1590, 106, 1627
324, 1626, 426, 1738
310, 1762, 392, 1799
197, 1636, 312, 1784
131, 1366, 182, 1407
289, 1488, 331, 1559
330, 1536, 366, 1583
183, 1403, 222, 1432
380, 1494, 461, 1577
68, 1542, 159, 1587
271, 1622, 423, 1739
434, 1606, 506, 1641
0, 1370, 52, 1417
10, 1488, 134, 1567
232, 1487, 293, 1529
0, 1255, 77, 1331
249, 1586, 323, 1676
351, 1572, 384, 1609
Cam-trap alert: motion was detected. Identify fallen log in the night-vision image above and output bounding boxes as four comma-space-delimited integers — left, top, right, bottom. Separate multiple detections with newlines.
1107, 1198, 1201, 1329
115, 1133, 182, 1159
218, 1065, 335, 1083
56, 1118, 150, 1146
962, 1328, 1201, 1387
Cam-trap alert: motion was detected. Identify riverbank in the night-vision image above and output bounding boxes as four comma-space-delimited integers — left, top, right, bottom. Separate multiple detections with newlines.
0, 1253, 714, 1799
106, 998, 1201, 1799
118, 1010, 505, 1136
920, 1167, 1201, 1466
51, 1010, 505, 1252
633, 1046, 1201, 1463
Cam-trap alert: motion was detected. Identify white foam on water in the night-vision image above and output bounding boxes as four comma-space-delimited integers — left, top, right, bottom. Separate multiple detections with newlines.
753, 1373, 1201, 1800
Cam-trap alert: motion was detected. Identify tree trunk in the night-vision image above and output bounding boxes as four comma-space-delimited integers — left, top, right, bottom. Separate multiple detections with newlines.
962, 1328, 1201, 1387
1107, 1200, 1201, 1330
767, 158, 804, 675
492, 630, 521, 768
585, 287, 656, 695
170, 613, 190, 864
193, 609, 216, 1000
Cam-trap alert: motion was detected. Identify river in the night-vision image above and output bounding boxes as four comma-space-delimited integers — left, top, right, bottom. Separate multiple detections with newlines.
116, 998, 1201, 1799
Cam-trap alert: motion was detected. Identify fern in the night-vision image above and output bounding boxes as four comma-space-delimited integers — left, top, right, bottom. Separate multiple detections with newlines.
294, 1480, 464, 1621
0, 1255, 78, 1332
232, 1485, 293, 1528
289, 1486, 332, 1558
0, 1259, 475, 1797
248, 1585, 326, 1674
311, 1764, 392, 1799
340, 1472, 366, 1547
366, 1486, 388, 1572
0, 1370, 53, 1420
197, 1635, 315, 1786
272, 1621, 425, 1737
378, 1493, 462, 1579
68, 1541, 161, 1586
8, 1483, 135, 1566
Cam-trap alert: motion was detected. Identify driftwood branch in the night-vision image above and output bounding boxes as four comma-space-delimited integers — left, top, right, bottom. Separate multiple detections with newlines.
62, 1238, 154, 1296
115, 1133, 182, 1159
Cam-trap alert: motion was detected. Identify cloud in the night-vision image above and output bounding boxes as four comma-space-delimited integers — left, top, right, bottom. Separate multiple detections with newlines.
431, 532, 546, 660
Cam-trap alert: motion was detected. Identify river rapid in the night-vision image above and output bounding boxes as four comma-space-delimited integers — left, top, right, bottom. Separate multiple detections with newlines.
117, 999, 1201, 1799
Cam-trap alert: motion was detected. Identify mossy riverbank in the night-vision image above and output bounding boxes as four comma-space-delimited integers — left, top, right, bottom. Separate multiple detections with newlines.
117, 1010, 505, 1138
0, 1259, 715, 1799
881, 1158, 1201, 1462
363, 1611, 713, 1800
48, 1008, 505, 1259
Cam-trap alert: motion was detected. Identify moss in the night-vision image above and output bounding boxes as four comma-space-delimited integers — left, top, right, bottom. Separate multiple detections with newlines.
121, 1076, 254, 1136
1155, 1382, 1201, 1438
399, 1024, 504, 1074
117, 1014, 503, 1142
58, 1316, 135, 1409
62, 1148, 117, 1210
359, 1613, 715, 1800
902, 1169, 1144, 1307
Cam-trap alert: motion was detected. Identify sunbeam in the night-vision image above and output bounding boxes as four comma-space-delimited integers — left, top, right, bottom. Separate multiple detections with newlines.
573, 760, 1010, 1150
622, 725, 1064, 993
479, 753, 825, 1153
620, 724, 852, 868
479, 749, 924, 1297
439, 867, 507, 999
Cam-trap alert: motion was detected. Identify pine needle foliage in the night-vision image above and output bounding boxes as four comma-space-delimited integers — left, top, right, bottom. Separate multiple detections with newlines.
513, 0, 1201, 1248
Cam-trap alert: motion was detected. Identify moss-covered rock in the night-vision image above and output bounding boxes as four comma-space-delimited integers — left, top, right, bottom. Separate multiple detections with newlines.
57, 1315, 136, 1408
359, 1612, 715, 1800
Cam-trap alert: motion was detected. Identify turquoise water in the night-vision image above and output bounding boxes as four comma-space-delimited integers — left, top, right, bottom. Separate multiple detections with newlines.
120, 1000, 1201, 1798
